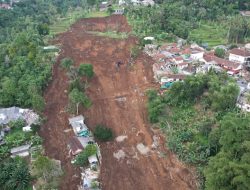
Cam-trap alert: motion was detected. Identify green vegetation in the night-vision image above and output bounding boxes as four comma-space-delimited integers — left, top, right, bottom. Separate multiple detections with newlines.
85, 11, 109, 18
78, 63, 94, 79
87, 31, 129, 39
146, 71, 246, 188
50, 10, 108, 35
74, 144, 97, 166
126, 0, 250, 46
60, 58, 74, 70
215, 47, 226, 58
94, 125, 113, 141
62, 59, 94, 113
0, 119, 43, 161
205, 114, 250, 190
0, 157, 31, 190
189, 23, 227, 47
32, 155, 63, 189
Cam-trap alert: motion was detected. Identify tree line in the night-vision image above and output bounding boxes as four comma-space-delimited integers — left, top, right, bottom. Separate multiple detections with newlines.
126, 0, 250, 43
147, 71, 250, 189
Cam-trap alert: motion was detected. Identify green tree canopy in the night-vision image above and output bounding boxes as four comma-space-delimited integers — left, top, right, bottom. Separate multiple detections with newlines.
0, 158, 31, 190
94, 125, 113, 141
215, 48, 225, 58
78, 63, 94, 79
205, 113, 250, 190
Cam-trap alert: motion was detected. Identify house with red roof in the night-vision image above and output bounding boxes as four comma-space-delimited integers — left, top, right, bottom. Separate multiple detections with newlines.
229, 48, 250, 64
204, 54, 242, 74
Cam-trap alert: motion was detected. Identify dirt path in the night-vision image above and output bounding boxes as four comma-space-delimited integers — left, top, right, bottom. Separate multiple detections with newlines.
40, 15, 197, 190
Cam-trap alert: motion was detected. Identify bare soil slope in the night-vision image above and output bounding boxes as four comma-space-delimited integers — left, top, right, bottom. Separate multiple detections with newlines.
40, 15, 197, 190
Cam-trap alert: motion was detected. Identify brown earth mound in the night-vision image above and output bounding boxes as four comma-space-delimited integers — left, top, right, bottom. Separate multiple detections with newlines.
40, 15, 197, 190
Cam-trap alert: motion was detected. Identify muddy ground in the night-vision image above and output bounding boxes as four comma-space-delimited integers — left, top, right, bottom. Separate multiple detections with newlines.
40, 15, 197, 190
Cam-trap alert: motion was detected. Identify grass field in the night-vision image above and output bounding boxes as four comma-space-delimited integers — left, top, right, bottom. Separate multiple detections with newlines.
189, 22, 228, 47
50, 10, 108, 35
86, 31, 129, 39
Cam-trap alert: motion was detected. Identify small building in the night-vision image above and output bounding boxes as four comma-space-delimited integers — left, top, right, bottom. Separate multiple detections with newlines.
113, 8, 124, 15
240, 11, 250, 17
68, 136, 84, 156
141, 0, 155, 6
160, 74, 186, 89
99, 1, 111, 11
229, 48, 250, 64
203, 54, 242, 74
11, 144, 31, 158
69, 115, 89, 136
0, 107, 39, 127
0, 3, 12, 9
190, 48, 204, 61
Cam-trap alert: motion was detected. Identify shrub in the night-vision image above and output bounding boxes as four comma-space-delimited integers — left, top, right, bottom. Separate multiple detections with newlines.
74, 144, 97, 166
94, 125, 113, 141
214, 48, 225, 58
60, 58, 74, 70
9, 119, 26, 129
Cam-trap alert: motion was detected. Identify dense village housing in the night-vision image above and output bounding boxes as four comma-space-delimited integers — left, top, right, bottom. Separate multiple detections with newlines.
144, 40, 250, 112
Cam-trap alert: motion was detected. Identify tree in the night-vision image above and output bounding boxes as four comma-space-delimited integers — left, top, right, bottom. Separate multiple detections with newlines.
0, 158, 31, 190
69, 88, 92, 114
205, 113, 250, 190
37, 23, 49, 36
31, 93, 45, 112
60, 58, 74, 70
74, 144, 97, 166
94, 125, 113, 141
78, 63, 94, 79
210, 83, 239, 111
215, 48, 225, 58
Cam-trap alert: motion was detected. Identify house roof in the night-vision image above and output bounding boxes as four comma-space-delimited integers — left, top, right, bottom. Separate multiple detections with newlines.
163, 74, 187, 80
203, 53, 240, 69
77, 136, 94, 148
214, 57, 240, 69
178, 62, 188, 66
0, 3, 11, 9
203, 53, 214, 62
174, 56, 183, 61
11, 144, 30, 154
69, 115, 88, 135
69, 136, 84, 154
240, 11, 250, 16
69, 115, 84, 124
0, 107, 22, 125
153, 53, 166, 61
230, 48, 250, 57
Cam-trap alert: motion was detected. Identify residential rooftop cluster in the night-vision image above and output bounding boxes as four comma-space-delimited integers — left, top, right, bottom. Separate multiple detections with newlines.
0, 107, 39, 146
99, 0, 154, 13
68, 115, 102, 190
144, 40, 250, 112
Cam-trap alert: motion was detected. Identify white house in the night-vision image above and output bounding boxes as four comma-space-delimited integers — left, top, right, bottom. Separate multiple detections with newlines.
229, 48, 250, 64
141, 0, 155, 6
190, 50, 204, 61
